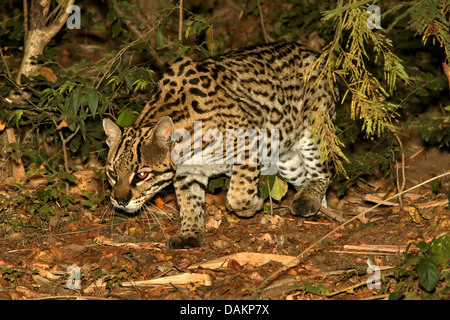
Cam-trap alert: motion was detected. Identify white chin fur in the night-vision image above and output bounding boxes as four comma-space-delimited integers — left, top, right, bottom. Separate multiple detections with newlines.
111, 199, 142, 213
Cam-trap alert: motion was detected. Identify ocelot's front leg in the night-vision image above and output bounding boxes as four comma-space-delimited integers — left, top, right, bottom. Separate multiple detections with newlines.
226, 164, 264, 218
167, 172, 208, 249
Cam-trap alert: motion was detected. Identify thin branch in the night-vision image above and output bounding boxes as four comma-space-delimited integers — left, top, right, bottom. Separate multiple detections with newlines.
23, 0, 28, 42
178, 0, 183, 42
394, 134, 406, 207
257, 0, 269, 43
0, 45, 12, 79
319, 206, 347, 223
44, 0, 65, 25
45, 0, 75, 39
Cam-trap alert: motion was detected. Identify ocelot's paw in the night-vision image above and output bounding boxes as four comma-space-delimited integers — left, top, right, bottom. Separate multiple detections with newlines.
289, 194, 321, 218
227, 195, 264, 218
166, 234, 204, 249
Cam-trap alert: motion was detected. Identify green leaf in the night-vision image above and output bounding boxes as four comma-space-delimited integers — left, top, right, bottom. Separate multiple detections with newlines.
418, 258, 439, 292
125, 74, 135, 91
428, 234, 450, 269
117, 111, 137, 127
117, 0, 135, 11
156, 30, 165, 48
304, 282, 329, 296
59, 81, 71, 95
388, 291, 405, 300
416, 241, 428, 253
112, 21, 122, 37
80, 118, 86, 140
80, 140, 90, 161
270, 175, 288, 201
431, 178, 440, 193
106, 9, 118, 24
11, 109, 23, 128
208, 177, 225, 193
258, 175, 270, 200
71, 87, 83, 114
87, 89, 99, 118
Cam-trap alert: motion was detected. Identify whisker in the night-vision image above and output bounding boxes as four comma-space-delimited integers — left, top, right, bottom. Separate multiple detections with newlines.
141, 203, 168, 240
160, 202, 180, 215
97, 202, 114, 238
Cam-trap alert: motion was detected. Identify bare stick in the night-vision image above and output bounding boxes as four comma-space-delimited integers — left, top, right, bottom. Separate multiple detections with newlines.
178, 0, 183, 42
395, 134, 406, 207
319, 206, 347, 223
257, 0, 269, 43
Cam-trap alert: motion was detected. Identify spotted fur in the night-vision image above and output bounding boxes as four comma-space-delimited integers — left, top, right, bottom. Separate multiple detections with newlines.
103, 42, 338, 248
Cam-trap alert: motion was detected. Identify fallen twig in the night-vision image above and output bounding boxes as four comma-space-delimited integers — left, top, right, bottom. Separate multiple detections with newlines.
189, 252, 296, 270
84, 272, 212, 293
342, 244, 413, 253
394, 134, 406, 208
121, 273, 212, 287
319, 206, 347, 222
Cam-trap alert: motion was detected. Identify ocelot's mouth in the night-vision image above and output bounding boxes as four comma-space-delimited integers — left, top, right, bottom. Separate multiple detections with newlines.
110, 198, 142, 213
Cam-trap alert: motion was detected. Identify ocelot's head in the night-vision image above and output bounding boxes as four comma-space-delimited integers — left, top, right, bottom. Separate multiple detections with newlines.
102, 117, 175, 213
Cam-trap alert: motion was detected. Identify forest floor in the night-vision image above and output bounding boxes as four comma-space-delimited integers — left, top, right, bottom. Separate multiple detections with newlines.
0, 128, 449, 300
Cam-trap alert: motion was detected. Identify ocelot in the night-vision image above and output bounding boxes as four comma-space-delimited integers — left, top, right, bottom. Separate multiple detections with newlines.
103, 41, 338, 248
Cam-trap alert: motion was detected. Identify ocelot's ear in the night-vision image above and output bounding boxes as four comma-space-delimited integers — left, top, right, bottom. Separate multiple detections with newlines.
153, 116, 173, 148
103, 118, 122, 148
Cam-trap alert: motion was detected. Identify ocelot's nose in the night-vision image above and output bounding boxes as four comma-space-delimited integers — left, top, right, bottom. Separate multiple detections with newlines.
115, 191, 131, 206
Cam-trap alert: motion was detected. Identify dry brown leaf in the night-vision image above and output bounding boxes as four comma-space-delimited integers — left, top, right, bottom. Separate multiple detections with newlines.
407, 205, 424, 224
155, 196, 165, 210
226, 258, 241, 269
205, 213, 222, 231
34, 267, 60, 280
33, 274, 52, 287
56, 119, 68, 130
206, 193, 225, 207
40, 67, 57, 83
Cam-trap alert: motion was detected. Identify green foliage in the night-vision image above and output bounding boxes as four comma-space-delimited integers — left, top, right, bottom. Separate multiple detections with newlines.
387, 0, 450, 60
333, 107, 403, 194
0, 0, 218, 176
304, 282, 330, 296
314, 0, 410, 175
259, 175, 289, 214
259, 175, 288, 202
419, 114, 450, 147
1, 266, 24, 282
0, 172, 77, 229
387, 234, 450, 299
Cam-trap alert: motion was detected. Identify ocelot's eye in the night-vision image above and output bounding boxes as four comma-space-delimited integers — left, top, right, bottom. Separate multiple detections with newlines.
108, 170, 117, 180
137, 172, 148, 180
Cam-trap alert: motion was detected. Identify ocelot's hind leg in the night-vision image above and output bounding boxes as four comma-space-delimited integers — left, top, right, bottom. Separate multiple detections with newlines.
290, 179, 329, 217
226, 164, 264, 217
277, 142, 330, 218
